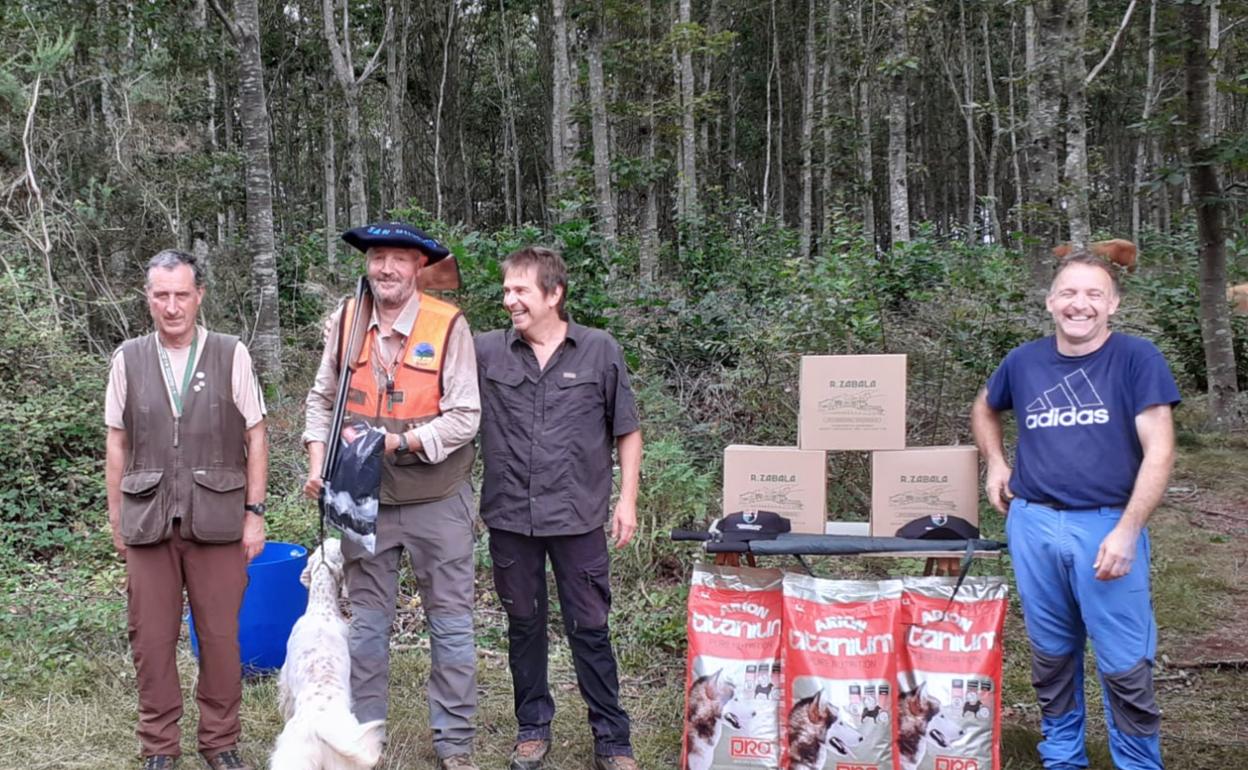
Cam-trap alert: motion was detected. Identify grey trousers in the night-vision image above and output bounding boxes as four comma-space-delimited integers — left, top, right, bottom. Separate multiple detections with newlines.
341, 481, 478, 758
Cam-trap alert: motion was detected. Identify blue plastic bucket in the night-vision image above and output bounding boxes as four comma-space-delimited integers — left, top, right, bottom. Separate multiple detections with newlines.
187, 541, 309, 675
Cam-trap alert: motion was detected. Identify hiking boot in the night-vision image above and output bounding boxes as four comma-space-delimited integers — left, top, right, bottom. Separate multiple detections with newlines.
200, 748, 251, 770
509, 739, 550, 770
592, 755, 638, 770
439, 754, 479, 770
141, 757, 178, 770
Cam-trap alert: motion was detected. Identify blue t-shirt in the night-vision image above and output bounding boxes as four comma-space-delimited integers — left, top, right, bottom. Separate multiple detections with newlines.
985, 333, 1180, 508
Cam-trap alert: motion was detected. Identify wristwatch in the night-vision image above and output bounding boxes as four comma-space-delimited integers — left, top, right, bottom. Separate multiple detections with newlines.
244, 502, 267, 517
396, 432, 410, 455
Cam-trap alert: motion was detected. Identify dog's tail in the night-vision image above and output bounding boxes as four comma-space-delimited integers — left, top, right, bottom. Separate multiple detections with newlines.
318, 715, 386, 768
269, 707, 385, 769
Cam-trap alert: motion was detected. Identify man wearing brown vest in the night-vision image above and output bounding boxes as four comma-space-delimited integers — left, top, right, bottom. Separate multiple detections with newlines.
303, 222, 481, 770
105, 250, 269, 770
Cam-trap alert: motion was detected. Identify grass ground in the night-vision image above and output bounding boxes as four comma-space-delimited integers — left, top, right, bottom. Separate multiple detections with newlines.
2, 434, 1247, 770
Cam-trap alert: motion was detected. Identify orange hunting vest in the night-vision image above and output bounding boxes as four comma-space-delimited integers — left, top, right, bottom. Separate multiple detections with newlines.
339, 293, 460, 421
337, 293, 474, 504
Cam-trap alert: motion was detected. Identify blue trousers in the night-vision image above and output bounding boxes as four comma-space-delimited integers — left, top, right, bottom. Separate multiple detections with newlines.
1007, 498, 1163, 770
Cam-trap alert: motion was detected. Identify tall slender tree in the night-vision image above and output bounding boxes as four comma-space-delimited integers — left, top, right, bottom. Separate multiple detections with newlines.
1183, 0, 1239, 429
208, 0, 281, 384
323, 0, 391, 228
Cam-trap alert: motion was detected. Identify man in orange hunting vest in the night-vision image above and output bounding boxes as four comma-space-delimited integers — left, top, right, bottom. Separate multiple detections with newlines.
303, 222, 481, 770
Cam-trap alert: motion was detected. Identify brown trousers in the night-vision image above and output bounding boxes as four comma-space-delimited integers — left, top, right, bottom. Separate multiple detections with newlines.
125, 527, 247, 757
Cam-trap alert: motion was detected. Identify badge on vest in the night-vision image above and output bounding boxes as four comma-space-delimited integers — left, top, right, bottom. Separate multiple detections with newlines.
410, 341, 436, 367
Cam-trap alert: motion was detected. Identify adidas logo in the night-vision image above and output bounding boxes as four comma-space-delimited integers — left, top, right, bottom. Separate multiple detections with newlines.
1024, 368, 1110, 429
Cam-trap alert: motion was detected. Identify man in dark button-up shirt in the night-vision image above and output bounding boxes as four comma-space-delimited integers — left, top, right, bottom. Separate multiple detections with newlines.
476, 246, 643, 770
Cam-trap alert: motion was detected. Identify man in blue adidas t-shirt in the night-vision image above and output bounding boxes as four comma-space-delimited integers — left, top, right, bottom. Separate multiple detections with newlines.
971, 252, 1180, 770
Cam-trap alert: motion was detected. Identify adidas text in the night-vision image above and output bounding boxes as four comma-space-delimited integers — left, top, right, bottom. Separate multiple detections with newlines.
1025, 408, 1109, 429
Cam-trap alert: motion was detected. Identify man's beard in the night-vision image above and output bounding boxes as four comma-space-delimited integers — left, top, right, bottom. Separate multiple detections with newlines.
369, 276, 416, 309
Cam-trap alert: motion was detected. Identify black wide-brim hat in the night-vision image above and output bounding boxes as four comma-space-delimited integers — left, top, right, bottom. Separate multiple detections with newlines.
342, 222, 451, 263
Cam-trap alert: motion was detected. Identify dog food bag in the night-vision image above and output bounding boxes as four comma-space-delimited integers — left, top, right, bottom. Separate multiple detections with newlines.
782, 574, 902, 770
895, 576, 1008, 770
683, 563, 785, 770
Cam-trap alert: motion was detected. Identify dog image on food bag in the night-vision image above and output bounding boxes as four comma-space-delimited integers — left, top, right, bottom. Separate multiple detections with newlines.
782, 574, 901, 769
896, 576, 1008, 770
686, 670, 759, 770
785, 690, 865, 769
683, 564, 784, 770
896, 684, 964, 770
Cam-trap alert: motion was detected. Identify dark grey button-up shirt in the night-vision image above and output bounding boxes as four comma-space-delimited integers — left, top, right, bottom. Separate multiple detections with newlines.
476, 321, 640, 536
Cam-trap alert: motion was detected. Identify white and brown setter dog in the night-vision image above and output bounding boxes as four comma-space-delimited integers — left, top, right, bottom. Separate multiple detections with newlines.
270, 539, 385, 770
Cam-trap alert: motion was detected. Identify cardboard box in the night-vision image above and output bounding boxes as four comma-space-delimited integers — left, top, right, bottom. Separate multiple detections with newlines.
723, 445, 827, 534
799, 355, 907, 451
871, 446, 980, 538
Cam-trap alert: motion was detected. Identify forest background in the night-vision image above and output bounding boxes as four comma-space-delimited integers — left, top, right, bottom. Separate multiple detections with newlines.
2, 0, 1248, 767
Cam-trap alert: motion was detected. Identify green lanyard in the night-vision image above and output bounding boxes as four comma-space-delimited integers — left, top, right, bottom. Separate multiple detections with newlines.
156, 332, 200, 416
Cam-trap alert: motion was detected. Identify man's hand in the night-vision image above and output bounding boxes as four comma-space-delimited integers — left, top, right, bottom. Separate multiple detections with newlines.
242, 511, 266, 563
110, 526, 127, 561
304, 441, 325, 500
1093, 521, 1139, 580
984, 461, 1014, 514
610, 498, 638, 548
303, 472, 323, 500
382, 430, 421, 456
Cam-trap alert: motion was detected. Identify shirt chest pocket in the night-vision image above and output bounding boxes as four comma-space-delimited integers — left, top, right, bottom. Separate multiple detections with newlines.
547, 371, 603, 423
483, 366, 530, 419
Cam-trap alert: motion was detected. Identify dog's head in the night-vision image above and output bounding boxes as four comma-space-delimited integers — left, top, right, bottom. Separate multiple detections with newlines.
301, 538, 346, 596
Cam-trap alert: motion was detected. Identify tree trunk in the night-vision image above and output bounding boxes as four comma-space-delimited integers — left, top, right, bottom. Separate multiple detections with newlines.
773, 4, 785, 224
433, 0, 457, 221
677, 0, 698, 221
699, 0, 719, 182
322, 0, 390, 228
798, 0, 818, 259
981, 9, 1003, 245
324, 80, 338, 265
1062, 0, 1091, 250
820, 0, 841, 252
858, 50, 878, 238
762, 0, 775, 217
550, 0, 574, 216
640, 0, 659, 283
385, 0, 409, 213
1025, 1, 1063, 284
234, 0, 281, 385
959, 0, 976, 242
1007, 14, 1024, 238
887, 0, 911, 245
1183, 2, 1239, 429
1132, 0, 1158, 244
343, 87, 367, 227
588, 0, 617, 256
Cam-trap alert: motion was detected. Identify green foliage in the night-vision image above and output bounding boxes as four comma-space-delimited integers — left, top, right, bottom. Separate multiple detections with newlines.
1133, 229, 1248, 391
0, 271, 108, 561
0, 555, 127, 693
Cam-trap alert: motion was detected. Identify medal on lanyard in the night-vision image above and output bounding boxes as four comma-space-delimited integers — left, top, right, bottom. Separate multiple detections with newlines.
157, 333, 199, 446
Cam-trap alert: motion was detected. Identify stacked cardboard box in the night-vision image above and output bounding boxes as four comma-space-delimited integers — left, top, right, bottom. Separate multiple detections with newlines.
722, 446, 827, 534
720, 352, 979, 540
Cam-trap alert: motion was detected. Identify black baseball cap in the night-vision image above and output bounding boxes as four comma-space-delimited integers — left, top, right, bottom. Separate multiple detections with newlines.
342, 221, 451, 263
895, 514, 980, 540
712, 511, 792, 541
